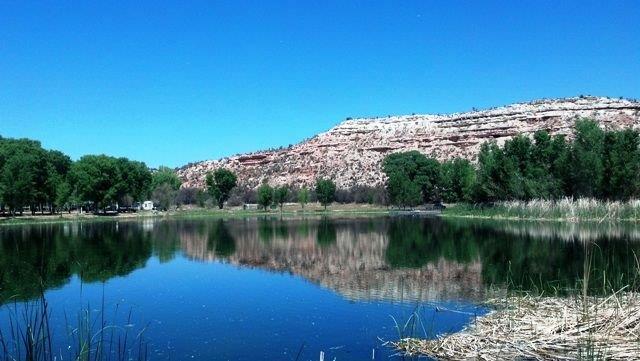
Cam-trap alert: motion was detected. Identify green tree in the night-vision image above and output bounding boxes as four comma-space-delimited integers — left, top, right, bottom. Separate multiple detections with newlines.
570, 119, 605, 198
0, 138, 52, 214
315, 179, 336, 211
382, 151, 441, 206
152, 183, 177, 210
44, 150, 72, 213
257, 183, 274, 211
70, 155, 122, 211
602, 129, 640, 200
0, 152, 38, 214
273, 186, 289, 213
386, 173, 422, 208
440, 158, 475, 202
205, 168, 238, 209
473, 142, 517, 202
298, 187, 309, 209
118, 158, 152, 205
151, 166, 181, 192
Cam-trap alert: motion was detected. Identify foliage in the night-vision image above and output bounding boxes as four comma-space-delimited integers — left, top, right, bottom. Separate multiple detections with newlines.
440, 158, 475, 202
273, 186, 289, 212
177, 187, 207, 206
257, 183, 274, 210
0, 138, 72, 214
205, 168, 238, 209
298, 187, 309, 209
151, 166, 181, 191
315, 178, 336, 210
382, 151, 440, 207
70, 155, 152, 211
569, 119, 605, 198
152, 183, 177, 210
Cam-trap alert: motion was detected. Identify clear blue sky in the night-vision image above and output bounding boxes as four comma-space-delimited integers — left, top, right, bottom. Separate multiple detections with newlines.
1, 1, 638, 168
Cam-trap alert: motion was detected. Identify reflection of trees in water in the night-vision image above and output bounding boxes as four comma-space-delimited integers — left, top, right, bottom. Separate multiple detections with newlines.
180, 217, 483, 301
4, 216, 640, 304
386, 217, 480, 268
316, 218, 336, 247
385, 217, 640, 294
0, 222, 152, 304
207, 219, 236, 258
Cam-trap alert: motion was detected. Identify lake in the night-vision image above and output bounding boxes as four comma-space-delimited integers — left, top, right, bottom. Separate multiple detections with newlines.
1, 216, 640, 360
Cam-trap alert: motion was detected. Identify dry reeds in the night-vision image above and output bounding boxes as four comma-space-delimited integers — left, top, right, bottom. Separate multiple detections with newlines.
394, 291, 640, 360
451, 198, 640, 222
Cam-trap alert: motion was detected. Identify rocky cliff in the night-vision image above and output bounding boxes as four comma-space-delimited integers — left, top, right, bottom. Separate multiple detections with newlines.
177, 97, 640, 189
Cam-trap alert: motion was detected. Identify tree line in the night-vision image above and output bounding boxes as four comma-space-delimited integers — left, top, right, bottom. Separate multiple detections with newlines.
0, 134, 341, 214
383, 118, 640, 207
0, 136, 184, 214
254, 178, 337, 212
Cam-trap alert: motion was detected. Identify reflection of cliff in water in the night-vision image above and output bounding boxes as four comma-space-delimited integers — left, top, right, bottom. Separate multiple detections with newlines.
176, 217, 640, 299
177, 217, 484, 302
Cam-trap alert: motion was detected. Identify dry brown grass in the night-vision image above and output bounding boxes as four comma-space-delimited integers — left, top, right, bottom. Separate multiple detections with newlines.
393, 290, 640, 360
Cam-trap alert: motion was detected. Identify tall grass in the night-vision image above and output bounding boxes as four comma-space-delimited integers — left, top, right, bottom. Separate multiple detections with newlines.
446, 197, 640, 221
0, 290, 149, 361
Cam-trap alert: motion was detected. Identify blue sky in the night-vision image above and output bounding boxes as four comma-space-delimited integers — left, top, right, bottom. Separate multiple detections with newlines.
1, 1, 638, 168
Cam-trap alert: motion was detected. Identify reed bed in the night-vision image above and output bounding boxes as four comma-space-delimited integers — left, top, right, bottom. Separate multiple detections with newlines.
448, 198, 640, 222
393, 291, 640, 360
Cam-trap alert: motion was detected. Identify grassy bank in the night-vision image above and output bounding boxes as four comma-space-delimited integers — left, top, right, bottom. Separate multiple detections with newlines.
444, 198, 640, 222
0, 203, 390, 227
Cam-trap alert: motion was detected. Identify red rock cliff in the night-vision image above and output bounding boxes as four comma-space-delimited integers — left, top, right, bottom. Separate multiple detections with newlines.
177, 97, 640, 189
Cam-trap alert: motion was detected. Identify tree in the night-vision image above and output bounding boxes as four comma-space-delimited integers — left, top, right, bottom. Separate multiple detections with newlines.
151, 166, 181, 192
298, 187, 309, 209
69, 155, 122, 211
570, 119, 605, 198
440, 158, 475, 203
382, 151, 441, 207
473, 142, 517, 202
205, 168, 237, 209
70, 155, 153, 212
44, 150, 72, 213
1, 152, 38, 214
273, 186, 289, 213
315, 179, 336, 211
257, 183, 273, 211
152, 183, 177, 211
602, 129, 640, 200
386, 172, 422, 208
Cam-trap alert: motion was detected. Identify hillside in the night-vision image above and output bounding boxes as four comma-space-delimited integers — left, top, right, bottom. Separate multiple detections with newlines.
177, 96, 640, 189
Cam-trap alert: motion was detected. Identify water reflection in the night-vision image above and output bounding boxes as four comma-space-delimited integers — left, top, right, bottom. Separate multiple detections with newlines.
2, 217, 640, 305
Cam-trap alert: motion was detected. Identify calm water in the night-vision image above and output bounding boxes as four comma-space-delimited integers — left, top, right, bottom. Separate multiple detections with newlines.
1, 216, 640, 360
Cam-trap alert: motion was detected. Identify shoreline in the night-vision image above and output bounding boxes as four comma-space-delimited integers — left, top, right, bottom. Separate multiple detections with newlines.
0, 204, 392, 227
5, 201, 640, 226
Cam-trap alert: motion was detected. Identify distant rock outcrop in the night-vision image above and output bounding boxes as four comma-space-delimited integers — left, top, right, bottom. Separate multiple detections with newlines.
177, 97, 640, 189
